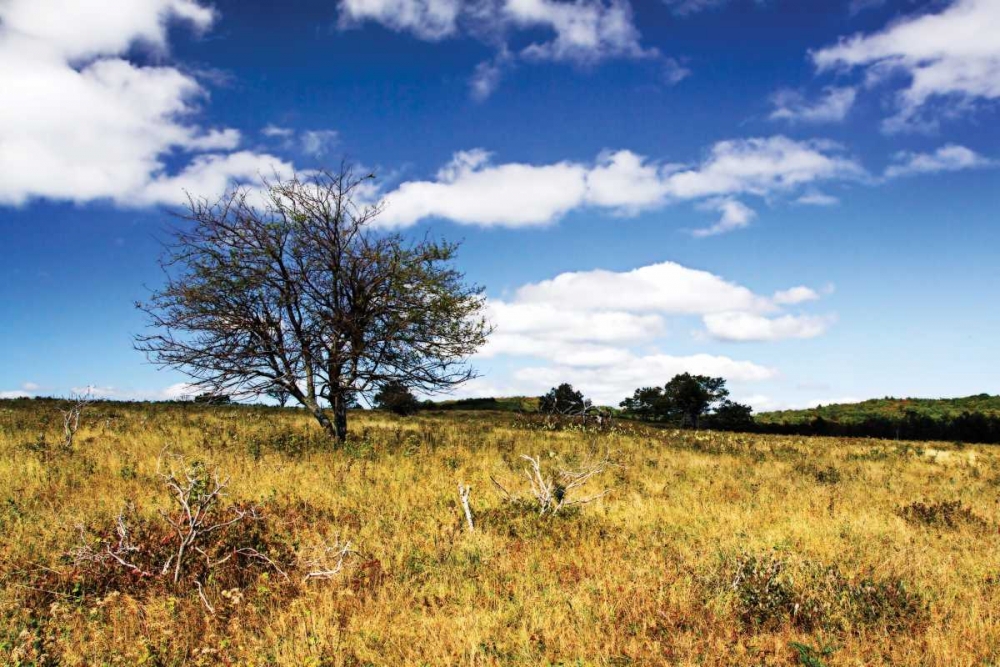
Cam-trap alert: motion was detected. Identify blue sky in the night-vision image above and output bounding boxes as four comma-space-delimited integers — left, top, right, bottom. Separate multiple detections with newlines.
1, 0, 998, 409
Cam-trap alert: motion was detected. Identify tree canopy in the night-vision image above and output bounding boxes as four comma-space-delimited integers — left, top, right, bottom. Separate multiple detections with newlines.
539, 383, 588, 415
373, 380, 421, 416
620, 373, 743, 428
136, 166, 490, 442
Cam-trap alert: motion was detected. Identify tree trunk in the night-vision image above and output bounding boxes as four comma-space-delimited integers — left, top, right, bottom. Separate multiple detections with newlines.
302, 396, 340, 444
332, 393, 348, 443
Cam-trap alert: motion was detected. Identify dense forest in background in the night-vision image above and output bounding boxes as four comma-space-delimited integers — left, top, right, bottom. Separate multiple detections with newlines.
753, 394, 1000, 444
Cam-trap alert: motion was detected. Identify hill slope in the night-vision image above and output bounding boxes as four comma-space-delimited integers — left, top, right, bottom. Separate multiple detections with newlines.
758, 394, 1000, 425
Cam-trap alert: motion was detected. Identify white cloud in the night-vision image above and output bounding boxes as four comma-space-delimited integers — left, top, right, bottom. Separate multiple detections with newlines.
0, 0, 215, 60
301, 130, 340, 157
21, 382, 40, 392
0, 0, 295, 207
511, 261, 775, 315
0, 391, 31, 399
662, 57, 692, 85
261, 126, 341, 158
380, 149, 588, 227
884, 144, 993, 179
127, 151, 295, 207
55, 382, 200, 401
812, 0, 1000, 131
338, 0, 461, 39
772, 286, 820, 305
506, 0, 654, 63
470, 51, 515, 101
703, 312, 835, 342
691, 198, 755, 237
770, 86, 857, 124
339, 0, 665, 98
584, 150, 678, 212
377, 137, 865, 229
796, 191, 840, 206
513, 353, 777, 406
262, 124, 295, 138
662, 136, 865, 200
473, 260, 834, 404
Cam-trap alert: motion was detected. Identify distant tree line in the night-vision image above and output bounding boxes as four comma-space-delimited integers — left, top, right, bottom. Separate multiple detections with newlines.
753, 411, 1000, 444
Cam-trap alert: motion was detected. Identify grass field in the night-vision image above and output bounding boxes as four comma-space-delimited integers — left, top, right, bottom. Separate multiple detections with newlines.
2, 399, 999, 666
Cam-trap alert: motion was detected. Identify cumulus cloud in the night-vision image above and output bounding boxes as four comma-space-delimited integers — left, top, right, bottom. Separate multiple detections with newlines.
770, 86, 857, 124
506, 0, 654, 63
377, 136, 865, 231
0, 0, 295, 207
126, 151, 295, 207
338, 0, 461, 39
474, 260, 834, 404
812, 0, 1000, 131
380, 149, 589, 227
772, 286, 820, 305
511, 261, 774, 314
884, 144, 994, 179
691, 199, 755, 237
339, 0, 666, 98
702, 312, 835, 342
662, 136, 864, 200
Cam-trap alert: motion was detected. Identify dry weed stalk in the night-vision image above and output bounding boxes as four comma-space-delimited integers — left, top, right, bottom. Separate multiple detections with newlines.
458, 483, 474, 531
301, 537, 356, 582
59, 388, 94, 451
492, 453, 615, 516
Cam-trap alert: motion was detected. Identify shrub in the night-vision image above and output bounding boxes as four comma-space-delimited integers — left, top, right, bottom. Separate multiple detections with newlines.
717, 551, 927, 633
898, 500, 988, 529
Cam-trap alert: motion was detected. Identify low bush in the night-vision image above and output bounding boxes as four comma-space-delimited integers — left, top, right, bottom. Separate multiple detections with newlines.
899, 500, 988, 530
717, 550, 928, 633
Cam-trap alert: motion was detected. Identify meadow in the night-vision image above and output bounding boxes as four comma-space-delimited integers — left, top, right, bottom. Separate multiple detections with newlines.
1, 399, 999, 666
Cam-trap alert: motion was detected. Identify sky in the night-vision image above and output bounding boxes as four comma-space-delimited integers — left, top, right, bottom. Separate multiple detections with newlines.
1, 0, 998, 410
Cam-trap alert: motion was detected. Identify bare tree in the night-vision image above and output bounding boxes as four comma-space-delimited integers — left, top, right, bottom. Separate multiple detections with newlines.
136, 166, 491, 443
491, 454, 616, 516
59, 388, 94, 451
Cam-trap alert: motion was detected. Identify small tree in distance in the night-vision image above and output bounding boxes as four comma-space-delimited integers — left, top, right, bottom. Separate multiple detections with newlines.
539, 383, 588, 415
374, 380, 420, 416
706, 399, 754, 430
663, 373, 728, 428
620, 373, 739, 429
136, 165, 491, 444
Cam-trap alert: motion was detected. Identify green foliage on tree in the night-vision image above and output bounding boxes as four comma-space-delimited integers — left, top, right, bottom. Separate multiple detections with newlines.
135, 166, 490, 443
373, 381, 420, 416
539, 383, 588, 415
620, 373, 734, 428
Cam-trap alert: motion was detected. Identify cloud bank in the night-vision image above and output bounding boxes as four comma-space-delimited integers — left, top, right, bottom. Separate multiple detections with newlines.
376, 137, 865, 233
476, 261, 835, 405
0, 0, 293, 207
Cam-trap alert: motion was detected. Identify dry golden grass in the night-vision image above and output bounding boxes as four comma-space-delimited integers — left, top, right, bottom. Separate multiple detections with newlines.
1, 400, 999, 666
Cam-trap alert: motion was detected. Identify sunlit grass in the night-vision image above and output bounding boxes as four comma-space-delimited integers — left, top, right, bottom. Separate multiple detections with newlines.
1, 400, 998, 665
